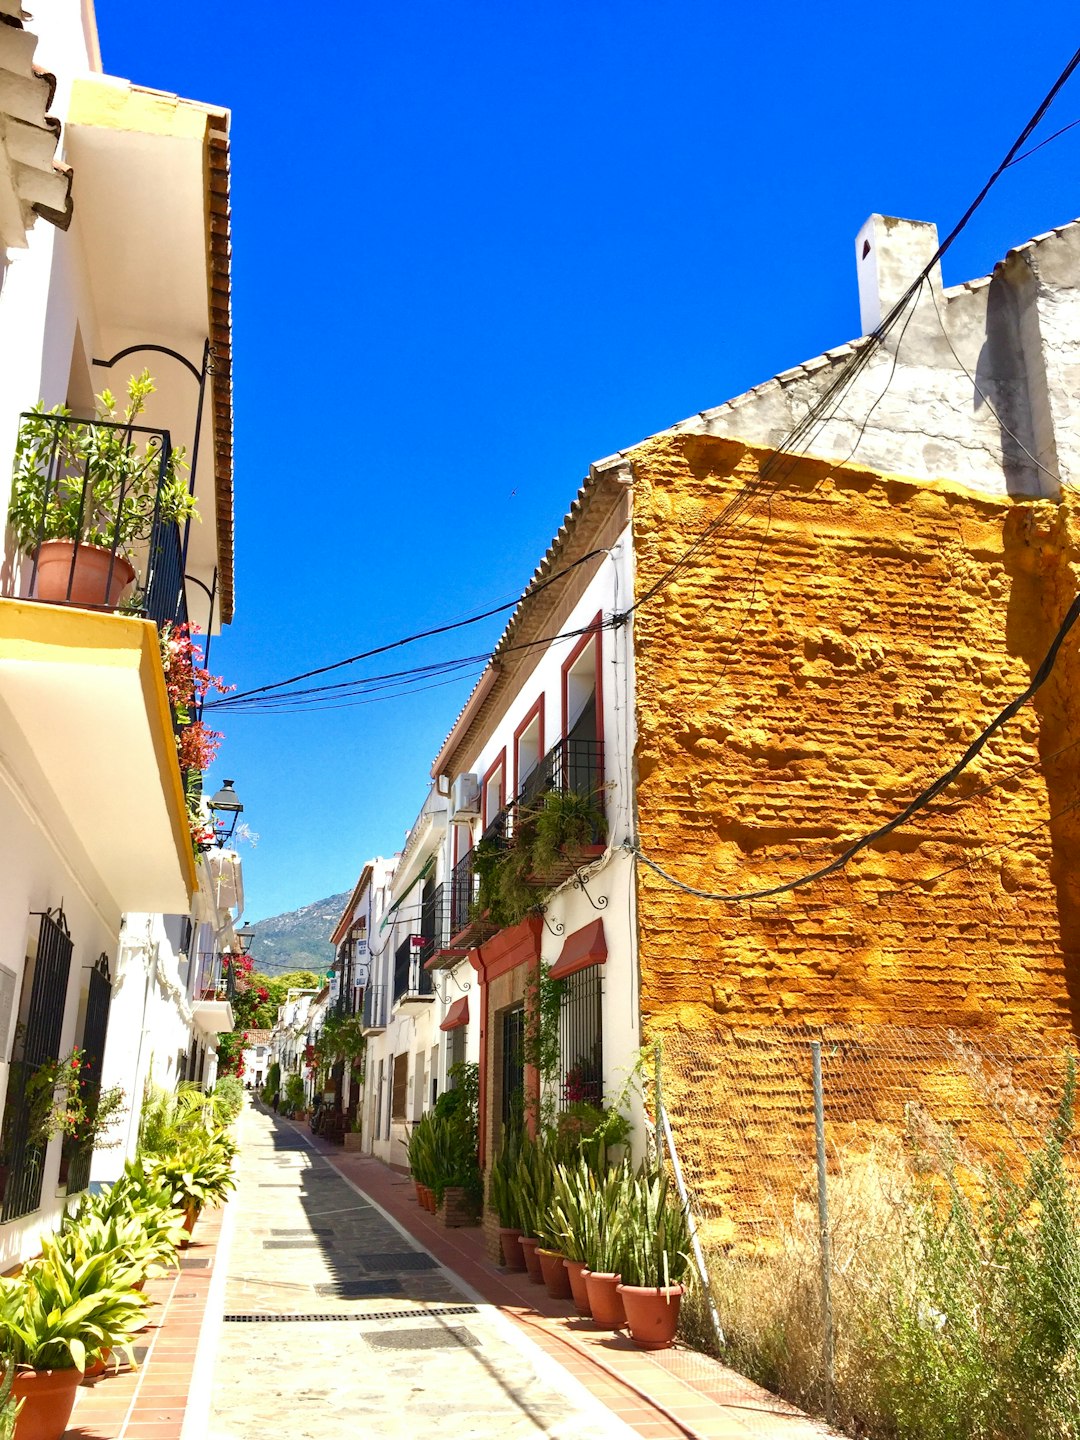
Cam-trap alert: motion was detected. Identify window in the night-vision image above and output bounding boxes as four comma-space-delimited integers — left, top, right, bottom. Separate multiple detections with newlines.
499, 1004, 525, 1127
514, 696, 545, 801
391, 1053, 408, 1120
448, 1024, 466, 1078
558, 963, 603, 1109
482, 750, 507, 830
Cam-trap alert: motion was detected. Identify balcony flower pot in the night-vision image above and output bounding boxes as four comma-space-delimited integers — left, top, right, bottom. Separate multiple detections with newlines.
519, 1236, 545, 1284
616, 1283, 684, 1350
11, 1364, 84, 1440
499, 1228, 526, 1271
33, 541, 135, 609
563, 1259, 592, 1317
538, 1248, 573, 1300
584, 1271, 625, 1329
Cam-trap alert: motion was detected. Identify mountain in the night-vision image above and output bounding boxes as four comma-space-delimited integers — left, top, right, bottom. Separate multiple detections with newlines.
245, 891, 351, 977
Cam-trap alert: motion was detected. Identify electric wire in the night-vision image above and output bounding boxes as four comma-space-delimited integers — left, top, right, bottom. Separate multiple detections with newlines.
209, 46, 1080, 718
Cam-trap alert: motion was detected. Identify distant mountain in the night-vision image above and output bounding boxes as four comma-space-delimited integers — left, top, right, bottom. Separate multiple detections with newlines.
246, 891, 351, 977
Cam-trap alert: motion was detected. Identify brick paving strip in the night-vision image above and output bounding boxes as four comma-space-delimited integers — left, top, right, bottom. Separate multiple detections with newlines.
62, 1205, 225, 1440
288, 1118, 841, 1440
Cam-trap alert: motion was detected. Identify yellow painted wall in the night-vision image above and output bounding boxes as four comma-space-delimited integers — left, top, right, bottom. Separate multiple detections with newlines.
631, 434, 1080, 1040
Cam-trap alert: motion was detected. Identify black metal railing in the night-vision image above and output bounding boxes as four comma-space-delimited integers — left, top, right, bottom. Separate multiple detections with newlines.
500, 1004, 525, 1127
558, 962, 604, 1109
13, 409, 186, 618
362, 983, 384, 1031
64, 953, 113, 1195
449, 850, 480, 939
196, 953, 237, 1001
417, 885, 451, 967
514, 737, 605, 826
392, 936, 434, 1006
1, 908, 74, 1222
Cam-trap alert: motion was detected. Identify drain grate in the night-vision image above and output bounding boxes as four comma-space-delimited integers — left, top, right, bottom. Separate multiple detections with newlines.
367, 1327, 479, 1351
270, 1227, 332, 1237
314, 1279, 402, 1299
355, 1251, 438, 1272
179, 1258, 210, 1269
263, 1239, 332, 1250
223, 1304, 478, 1324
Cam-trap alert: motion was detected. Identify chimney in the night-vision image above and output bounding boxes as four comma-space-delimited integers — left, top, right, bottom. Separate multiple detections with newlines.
855, 214, 942, 334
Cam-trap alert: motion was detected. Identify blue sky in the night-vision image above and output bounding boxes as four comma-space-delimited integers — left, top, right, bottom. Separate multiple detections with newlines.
94, 1, 1080, 922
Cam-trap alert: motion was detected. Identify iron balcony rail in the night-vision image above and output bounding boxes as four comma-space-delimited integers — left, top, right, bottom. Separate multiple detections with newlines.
449, 850, 480, 939
197, 953, 238, 1002
417, 884, 452, 967
13, 409, 190, 629
393, 936, 434, 1006
362, 983, 386, 1031
515, 737, 605, 823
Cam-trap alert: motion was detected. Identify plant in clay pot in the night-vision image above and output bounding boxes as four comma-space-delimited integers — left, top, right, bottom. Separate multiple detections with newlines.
514, 1135, 553, 1285
8, 371, 195, 609
616, 1169, 692, 1349
488, 1126, 526, 1270
582, 1164, 633, 1329
548, 1159, 598, 1316
0, 1235, 148, 1440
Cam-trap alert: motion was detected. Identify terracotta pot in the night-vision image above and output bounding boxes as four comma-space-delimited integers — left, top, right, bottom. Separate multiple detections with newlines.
563, 1259, 592, 1316
519, 1236, 545, 1284
538, 1248, 573, 1299
34, 541, 135, 609
499, 1228, 526, 1271
584, 1271, 625, 1329
11, 1365, 83, 1440
178, 1201, 200, 1250
82, 1348, 111, 1381
414, 1180, 424, 1205
617, 1283, 684, 1349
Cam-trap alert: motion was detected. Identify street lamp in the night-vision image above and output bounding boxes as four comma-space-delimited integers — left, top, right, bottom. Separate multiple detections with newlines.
208, 779, 244, 845
236, 923, 256, 956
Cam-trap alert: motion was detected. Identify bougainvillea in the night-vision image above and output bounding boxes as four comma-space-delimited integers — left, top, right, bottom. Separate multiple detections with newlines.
216, 1029, 248, 1078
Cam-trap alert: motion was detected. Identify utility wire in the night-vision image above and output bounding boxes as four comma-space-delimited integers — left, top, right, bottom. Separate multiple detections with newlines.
631, 587, 1080, 903
210, 45, 1080, 717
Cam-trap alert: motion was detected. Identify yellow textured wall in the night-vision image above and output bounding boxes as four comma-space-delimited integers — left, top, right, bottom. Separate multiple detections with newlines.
631, 434, 1080, 1041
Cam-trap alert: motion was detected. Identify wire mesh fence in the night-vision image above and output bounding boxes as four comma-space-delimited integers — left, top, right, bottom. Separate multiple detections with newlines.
655, 1021, 1080, 1440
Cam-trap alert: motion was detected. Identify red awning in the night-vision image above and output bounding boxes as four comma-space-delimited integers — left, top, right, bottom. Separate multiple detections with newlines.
549, 918, 607, 981
439, 997, 469, 1032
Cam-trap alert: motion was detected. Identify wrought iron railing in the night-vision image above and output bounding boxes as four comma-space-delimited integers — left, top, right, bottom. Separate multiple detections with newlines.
196, 952, 237, 1001
64, 953, 113, 1195
450, 850, 480, 939
12, 409, 189, 621
393, 936, 434, 1005
558, 962, 604, 1109
362, 983, 385, 1031
417, 884, 451, 967
514, 737, 605, 823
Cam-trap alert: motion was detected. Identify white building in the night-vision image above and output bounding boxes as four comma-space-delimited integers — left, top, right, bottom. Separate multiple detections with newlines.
328, 858, 395, 1128
0, 1, 237, 1261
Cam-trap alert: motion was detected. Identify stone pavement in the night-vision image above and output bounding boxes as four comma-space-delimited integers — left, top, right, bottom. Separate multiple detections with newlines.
204, 1104, 642, 1439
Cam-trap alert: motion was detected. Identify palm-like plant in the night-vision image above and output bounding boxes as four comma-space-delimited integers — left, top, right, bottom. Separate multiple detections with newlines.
618, 1169, 692, 1289
0, 1235, 149, 1373
489, 1127, 524, 1230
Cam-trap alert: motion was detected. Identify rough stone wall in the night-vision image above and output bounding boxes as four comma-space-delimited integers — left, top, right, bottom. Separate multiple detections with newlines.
631, 433, 1080, 1041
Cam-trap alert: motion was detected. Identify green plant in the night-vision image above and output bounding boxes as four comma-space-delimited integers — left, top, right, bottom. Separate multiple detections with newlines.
530, 787, 607, 878
137, 1081, 233, 1158
489, 1125, 525, 1229
619, 1168, 692, 1289
0, 1358, 22, 1438
0, 1233, 149, 1372
514, 1132, 556, 1240
283, 1073, 306, 1115
582, 1162, 633, 1274
144, 1133, 236, 1217
8, 371, 194, 556
546, 1157, 597, 1263
262, 1061, 281, 1105
212, 1075, 245, 1123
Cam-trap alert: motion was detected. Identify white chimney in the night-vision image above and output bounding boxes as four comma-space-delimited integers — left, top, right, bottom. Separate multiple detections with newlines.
855, 214, 942, 335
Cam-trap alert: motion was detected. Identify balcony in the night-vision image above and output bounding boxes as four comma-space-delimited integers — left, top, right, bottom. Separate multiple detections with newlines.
514, 737, 605, 831
192, 952, 236, 1033
362, 983, 386, 1034
8, 407, 192, 630
392, 936, 434, 1009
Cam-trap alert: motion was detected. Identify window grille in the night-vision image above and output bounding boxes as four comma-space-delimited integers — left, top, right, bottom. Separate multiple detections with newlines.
558, 963, 603, 1109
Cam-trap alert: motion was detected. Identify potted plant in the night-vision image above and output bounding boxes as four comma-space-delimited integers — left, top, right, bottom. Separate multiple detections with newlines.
0, 1234, 148, 1440
616, 1170, 692, 1349
144, 1134, 235, 1245
283, 1073, 307, 1120
8, 371, 196, 609
488, 1127, 526, 1269
549, 1159, 596, 1316
514, 1135, 553, 1285
582, 1164, 632, 1329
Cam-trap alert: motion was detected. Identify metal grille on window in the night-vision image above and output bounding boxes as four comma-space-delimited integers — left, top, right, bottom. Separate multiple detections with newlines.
558, 963, 603, 1109
501, 1005, 525, 1126
449, 1025, 466, 1078
65, 952, 113, 1195
1, 908, 74, 1222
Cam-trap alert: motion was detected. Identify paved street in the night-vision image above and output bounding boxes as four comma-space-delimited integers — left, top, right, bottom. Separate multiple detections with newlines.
206, 1104, 638, 1439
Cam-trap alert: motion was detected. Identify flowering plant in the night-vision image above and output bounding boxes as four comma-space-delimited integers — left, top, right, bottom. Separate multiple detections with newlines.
21, 1049, 126, 1148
